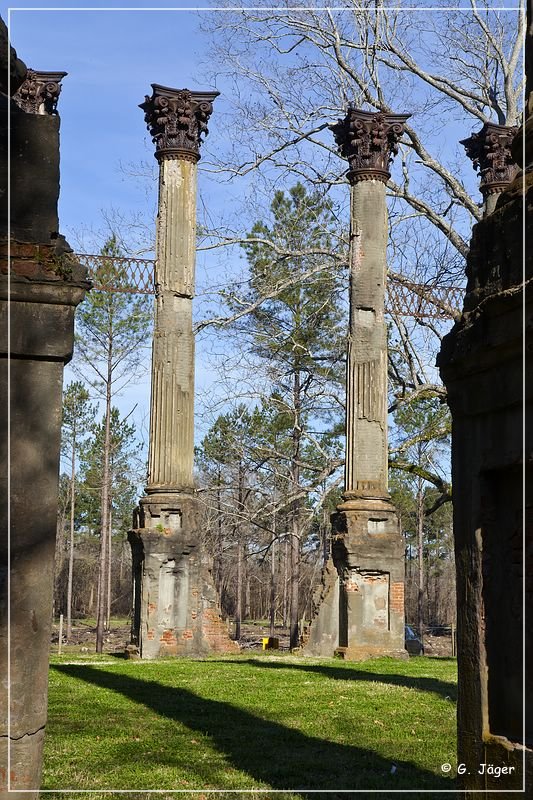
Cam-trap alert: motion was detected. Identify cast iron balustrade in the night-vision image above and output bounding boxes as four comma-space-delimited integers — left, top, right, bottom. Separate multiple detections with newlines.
77, 252, 463, 320
75, 253, 155, 294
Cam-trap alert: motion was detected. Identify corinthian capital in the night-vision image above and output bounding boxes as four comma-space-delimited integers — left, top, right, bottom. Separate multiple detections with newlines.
460, 122, 519, 197
331, 108, 410, 184
140, 84, 219, 162
13, 69, 67, 114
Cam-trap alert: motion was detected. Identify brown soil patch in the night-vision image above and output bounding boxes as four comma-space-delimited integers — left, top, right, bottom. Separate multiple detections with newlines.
51, 620, 454, 657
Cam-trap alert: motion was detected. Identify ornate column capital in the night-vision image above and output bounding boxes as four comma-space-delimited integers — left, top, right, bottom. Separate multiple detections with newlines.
331, 108, 410, 184
140, 84, 219, 162
13, 69, 67, 114
460, 122, 519, 197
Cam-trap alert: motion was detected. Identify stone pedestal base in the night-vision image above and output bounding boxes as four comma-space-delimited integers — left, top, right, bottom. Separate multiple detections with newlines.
128, 492, 238, 659
333, 497, 405, 660
304, 497, 406, 660
302, 558, 340, 657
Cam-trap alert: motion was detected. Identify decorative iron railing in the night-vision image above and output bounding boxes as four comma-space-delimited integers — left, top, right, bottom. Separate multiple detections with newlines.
76, 252, 463, 320
387, 276, 464, 321
75, 253, 155, 294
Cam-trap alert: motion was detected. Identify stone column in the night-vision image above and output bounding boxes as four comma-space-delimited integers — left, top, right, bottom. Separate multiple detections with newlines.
127, 84, 237, 659
141, 87, 213, 494
438, 19, 533, 794
1, 57, 88, 798
461, 123, 518, 215
331, 109, 408, 661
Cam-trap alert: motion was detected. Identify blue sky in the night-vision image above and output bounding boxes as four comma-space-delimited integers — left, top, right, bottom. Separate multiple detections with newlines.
6, 3, 244, 454
7, 1, 519, 246
5, 1, 524, 469
7, 5, 226, 242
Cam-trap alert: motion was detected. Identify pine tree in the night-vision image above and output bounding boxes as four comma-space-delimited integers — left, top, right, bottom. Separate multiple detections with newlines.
390, 396, 452, 641
78, 408, 142, 629
242, 183, 345, 648
198, 404, 265, 638
60, 381, 97, 640
74, 235, 151, 652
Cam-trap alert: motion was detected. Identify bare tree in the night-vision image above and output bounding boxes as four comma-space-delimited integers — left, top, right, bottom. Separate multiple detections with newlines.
190, 3, 523, 526
194, 1, 521, 383
200, 1, 522, 254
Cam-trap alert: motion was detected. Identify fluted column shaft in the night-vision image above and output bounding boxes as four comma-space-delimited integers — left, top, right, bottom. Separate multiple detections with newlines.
139, 84, 218, 497
344, 180, 388, 498
147, 157, 197, 492
331, 108, 409, 501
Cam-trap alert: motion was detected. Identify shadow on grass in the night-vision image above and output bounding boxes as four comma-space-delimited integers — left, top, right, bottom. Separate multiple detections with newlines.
52, 664, 454, 796
235, 657, 458, 702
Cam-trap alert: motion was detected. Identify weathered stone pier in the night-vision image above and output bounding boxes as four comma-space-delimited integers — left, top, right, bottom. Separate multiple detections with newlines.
1, 48, 88, 796
128, 85, 237, 658
438, 92, 532, 799
305, 109, 408, 660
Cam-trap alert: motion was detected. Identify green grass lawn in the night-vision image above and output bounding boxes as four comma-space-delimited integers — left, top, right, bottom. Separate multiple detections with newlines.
43, 653, 457, 799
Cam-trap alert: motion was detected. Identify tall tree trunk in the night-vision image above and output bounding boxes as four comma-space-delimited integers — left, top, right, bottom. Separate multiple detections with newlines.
416, 478, 425, 646
289, 366, 302, 650
289, 515, 300, 649
215, 474, 223, 594
244, 573, 250, 620
234, 464, 245, 639
106, 505, 113, 631
322, 504, 329, 566
235, 537, 242, 640
96, 349, 112, 654
269, 531, 276, 636
283, 537, 289, 628
269, 492, 277, 636
54, 510, 66, 621
66, 437, 76, 641
434, 526, 441, 624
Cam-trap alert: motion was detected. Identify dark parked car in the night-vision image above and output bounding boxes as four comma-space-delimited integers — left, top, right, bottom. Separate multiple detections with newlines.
427, 625, 452, 637
405, 625, 424, 656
